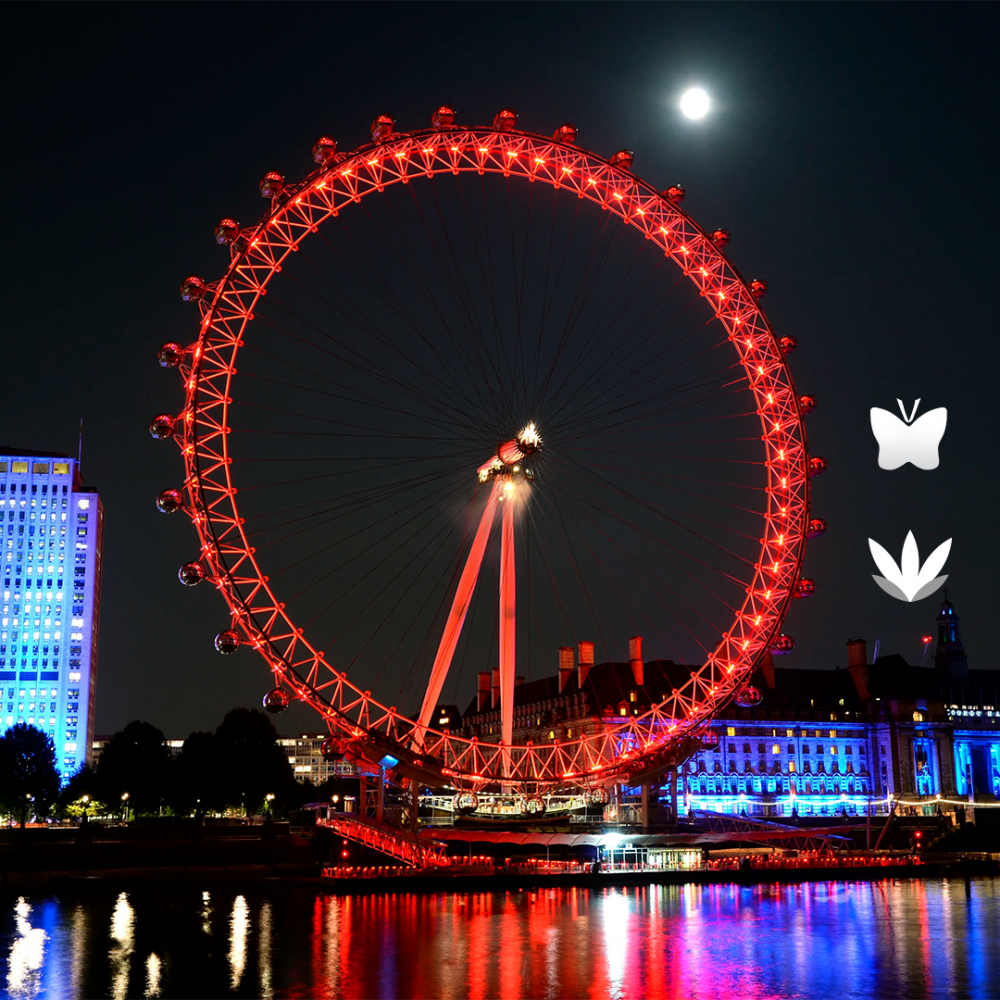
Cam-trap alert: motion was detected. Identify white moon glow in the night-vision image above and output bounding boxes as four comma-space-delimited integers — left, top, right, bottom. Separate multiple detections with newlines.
680, 88, 710, 120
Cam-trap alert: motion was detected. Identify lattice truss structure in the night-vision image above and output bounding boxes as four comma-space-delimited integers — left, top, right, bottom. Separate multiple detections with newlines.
158, 114, 816, 792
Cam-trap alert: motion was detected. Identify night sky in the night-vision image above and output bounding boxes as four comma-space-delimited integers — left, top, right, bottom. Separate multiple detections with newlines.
4, 3, 997, 739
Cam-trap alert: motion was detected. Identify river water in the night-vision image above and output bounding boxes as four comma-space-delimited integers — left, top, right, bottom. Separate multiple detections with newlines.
2, 878, 998, 999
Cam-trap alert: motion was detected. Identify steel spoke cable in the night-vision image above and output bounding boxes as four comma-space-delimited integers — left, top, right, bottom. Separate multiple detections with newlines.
550, 323, 726, 432
236, 366, 488, 444
530, 200, 622, 413
537, 238, 664, 416
248, 465, 472, 543
544, 477, 746, 612
550, 452, 759, 569
553, 486, 724, 659
317, 212, 490, 410
542, 453, 763, 542
370, 188, 509, 439
542, 281, 701, 421
416, 178, 511, 435
263, 470, 469, 556
295, 475, 475, 617
249, 302, 488, 436
553, 372, 748, 441
268, 262, 485, 427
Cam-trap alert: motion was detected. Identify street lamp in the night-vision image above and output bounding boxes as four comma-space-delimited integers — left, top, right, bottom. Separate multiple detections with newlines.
121, 792, 130, 825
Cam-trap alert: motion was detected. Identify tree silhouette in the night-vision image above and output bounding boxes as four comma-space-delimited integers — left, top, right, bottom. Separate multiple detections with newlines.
214, 708, 294, 814
0, 723, 60, 826
96, 720, 173, 815
172, 730, 226, 817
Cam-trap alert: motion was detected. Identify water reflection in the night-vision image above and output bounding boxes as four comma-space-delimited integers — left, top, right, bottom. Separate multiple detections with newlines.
228, 894, 250, 990
259, 900, 273, 999
0, 878, 996, 998
6, 898, 47, 1000
108, 892, 134, 1000
144, 953, 162, 998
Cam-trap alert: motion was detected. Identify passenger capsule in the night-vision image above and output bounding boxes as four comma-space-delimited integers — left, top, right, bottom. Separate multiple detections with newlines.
664, 184, 685, 205
158, 342, 183, 367
370, 114, 395, 142
749, 278, 769, 299
793, 578, 817, 599
452, 791, 479, 814
799, 394, 818, 414
312, 136, 337, 164
179, 275, 206, 302
806, 517, 828, 539
259, 171, 285, 198
214, 629, 241, 654
214, 218, 240, 245
523, 795, 547, 816
735, 684, 763, 707
710, 228, 731, 248
610, 149, 634, 170
769, 633, 796, 655
431, 105, 457, 129
809, 455, 828, 477
587, 787, 610, 806
149, 414, 176, 440
699, 730, 720, 749
178, 561, 205, 586
263, 687, 290, 714
778, 335, 798, 356
492, 108, 518, 131
320, 737, 346, 761
155, 489, 184, 514
552, 123, 578, 144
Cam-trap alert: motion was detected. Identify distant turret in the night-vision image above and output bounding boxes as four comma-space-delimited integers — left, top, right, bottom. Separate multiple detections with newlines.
934, 593, 968, 687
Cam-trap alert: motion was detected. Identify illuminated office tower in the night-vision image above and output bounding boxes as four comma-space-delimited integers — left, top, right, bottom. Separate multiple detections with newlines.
0, 449, 103, 779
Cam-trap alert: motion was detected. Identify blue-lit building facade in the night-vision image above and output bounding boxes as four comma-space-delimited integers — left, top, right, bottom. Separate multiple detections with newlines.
0, 450, 103, 778
652, 600, 998, 819
458, 599, 998, 821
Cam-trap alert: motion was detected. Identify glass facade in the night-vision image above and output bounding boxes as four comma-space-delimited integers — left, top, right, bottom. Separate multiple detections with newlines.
0, 452, 102, 779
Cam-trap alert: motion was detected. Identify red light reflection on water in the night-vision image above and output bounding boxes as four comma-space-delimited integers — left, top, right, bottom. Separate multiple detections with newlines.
280, 879, 998, 999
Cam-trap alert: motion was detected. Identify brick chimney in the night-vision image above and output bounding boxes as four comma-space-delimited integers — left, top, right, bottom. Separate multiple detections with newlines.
477, 671, 491, 711
491, 667, 501, 708
846, 637, 870, 700
559, 646, 575, 693
578, 641, 595, 687
847, 637, 867, 667
629, 635, 644, 687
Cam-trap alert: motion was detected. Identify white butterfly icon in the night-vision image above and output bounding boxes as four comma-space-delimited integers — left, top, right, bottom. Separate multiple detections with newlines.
870, 398, 947, 470
869, 531, 951, 603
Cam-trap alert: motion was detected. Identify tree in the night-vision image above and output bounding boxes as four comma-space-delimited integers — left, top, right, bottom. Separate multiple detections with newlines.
214, 708, 294, 814
171, 730, 226, 817
59, 764, 107, 820
96, 720, 173, 815
0, 723, 61, 826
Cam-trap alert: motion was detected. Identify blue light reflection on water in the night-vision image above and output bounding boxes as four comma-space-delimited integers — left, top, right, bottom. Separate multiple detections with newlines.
1, 878, 997, 999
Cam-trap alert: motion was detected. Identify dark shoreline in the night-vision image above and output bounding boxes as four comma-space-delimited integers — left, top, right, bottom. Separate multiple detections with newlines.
5, 858, 996, 894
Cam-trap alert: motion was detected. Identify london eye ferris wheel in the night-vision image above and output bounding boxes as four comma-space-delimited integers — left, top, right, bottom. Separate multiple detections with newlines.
150, 105, 825, 794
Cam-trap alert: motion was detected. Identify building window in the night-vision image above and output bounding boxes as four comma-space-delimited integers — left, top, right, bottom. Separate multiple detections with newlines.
772, 744, 780, 755
913, 711, 924, 722
726, 726, 735, 737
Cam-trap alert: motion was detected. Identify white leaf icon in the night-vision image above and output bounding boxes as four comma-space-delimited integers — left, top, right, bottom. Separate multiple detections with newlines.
868, 532, 951, 602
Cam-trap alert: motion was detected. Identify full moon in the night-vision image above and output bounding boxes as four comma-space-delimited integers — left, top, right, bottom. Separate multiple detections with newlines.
680, 87, 710, 120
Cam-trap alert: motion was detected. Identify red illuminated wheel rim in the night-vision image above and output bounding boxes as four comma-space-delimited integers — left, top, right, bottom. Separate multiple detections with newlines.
159, 116, 813, 791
